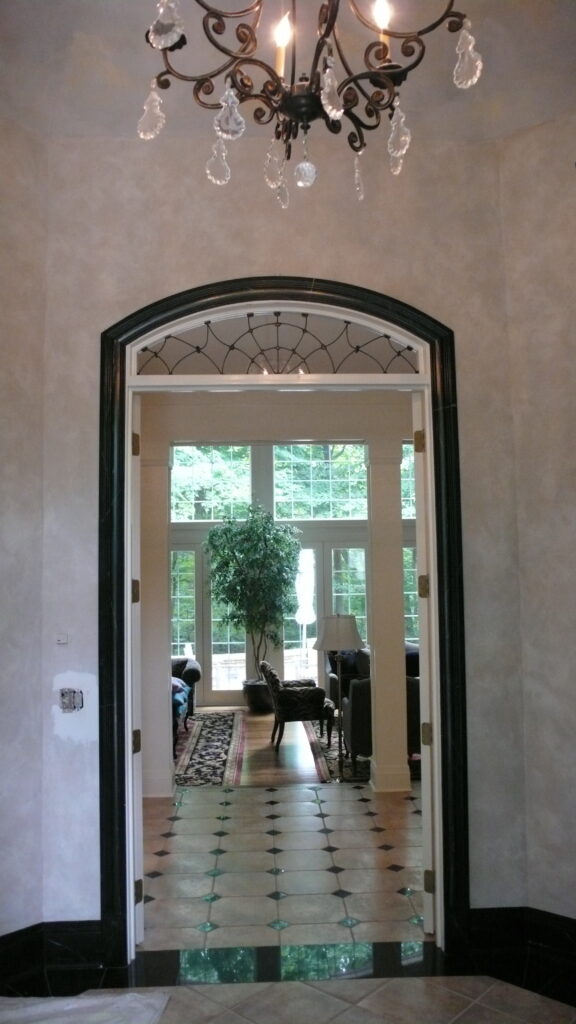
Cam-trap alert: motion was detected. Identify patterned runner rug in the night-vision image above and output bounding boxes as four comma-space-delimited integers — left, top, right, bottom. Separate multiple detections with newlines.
174, 711, 246, 787
174, 711, 333, 786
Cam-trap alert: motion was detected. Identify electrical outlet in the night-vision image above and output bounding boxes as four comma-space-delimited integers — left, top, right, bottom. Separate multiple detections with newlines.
59, 688, 84, 712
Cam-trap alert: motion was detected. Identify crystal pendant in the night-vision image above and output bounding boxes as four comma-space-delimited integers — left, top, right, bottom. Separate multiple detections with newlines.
206, 137, 231, 186
294, 160, 317, 188
148, 0, 184, 50
214, 88, 246, 141
264, 138, 285, 190
321, 56, 344, 121
354, 154, 365, 201
387, 105, 411, 173
137, 83, 166, 140
294, 134, 317, 188
454, 20, 483, 89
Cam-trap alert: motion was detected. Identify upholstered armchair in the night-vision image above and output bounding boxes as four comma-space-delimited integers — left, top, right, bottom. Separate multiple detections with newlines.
342, 676, 372, 769
260, 661, 335, 752
171, 656, 202, 755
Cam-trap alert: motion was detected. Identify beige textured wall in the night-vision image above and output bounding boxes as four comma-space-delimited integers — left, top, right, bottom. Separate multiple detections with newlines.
499, 112, 576, 916
0, 120, 46, 933
5, 110, 573, 930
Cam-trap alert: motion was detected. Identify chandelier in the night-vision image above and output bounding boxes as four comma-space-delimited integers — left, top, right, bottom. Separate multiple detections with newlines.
138, 1, 482, 206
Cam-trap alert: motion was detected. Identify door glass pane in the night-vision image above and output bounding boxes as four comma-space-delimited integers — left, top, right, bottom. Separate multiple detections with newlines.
211, 597, 246, 691
171, 551, 196, 657
284, 548, 317, 680
332, 548, 367, 643
403, 546, 420, 642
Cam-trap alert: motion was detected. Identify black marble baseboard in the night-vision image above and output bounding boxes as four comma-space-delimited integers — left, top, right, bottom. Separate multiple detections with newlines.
1, 909, 575, 1008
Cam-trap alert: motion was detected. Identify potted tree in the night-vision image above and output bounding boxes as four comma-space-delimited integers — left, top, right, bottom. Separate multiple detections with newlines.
205, 504, 301, 711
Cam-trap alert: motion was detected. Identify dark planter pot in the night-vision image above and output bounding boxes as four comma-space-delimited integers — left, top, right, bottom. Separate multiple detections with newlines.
243, 680, 274, 714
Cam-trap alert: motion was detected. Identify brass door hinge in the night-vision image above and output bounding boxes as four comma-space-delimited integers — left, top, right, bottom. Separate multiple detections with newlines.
421, 722, 433, 747
414, 429, 425, 453
424, 869, 435, 894
132, 432, 140, 456
134, 878, 143, 905
132, 579, 140, 603
132, 729, 142, 755
418, 574, 430, 599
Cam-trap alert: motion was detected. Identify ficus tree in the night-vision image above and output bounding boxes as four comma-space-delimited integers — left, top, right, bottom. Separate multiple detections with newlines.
205, 504, 301, 678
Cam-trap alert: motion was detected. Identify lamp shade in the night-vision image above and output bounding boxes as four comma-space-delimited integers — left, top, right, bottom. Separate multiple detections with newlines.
314, 614, 363, 652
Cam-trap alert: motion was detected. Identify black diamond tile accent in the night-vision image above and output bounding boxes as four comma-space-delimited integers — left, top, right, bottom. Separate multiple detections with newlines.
327, 865, 344, 874
266, 829, 281, 836
145, 870, 163, 878
379, 844, 394, 851
265, 814, 281, 820
323, 845, 339, 853
387, 864, 405, 872
265, 800, 279, 805
266, 787, 279, 792
213, 831, 229, 837
266, 847, 283, 855
219, 801, 232, 806
160, 831, 176, 838
267, 891, 288, 901
333, 889, 352, 898
209, 849, 222, 856
352, 785, 365, 790
413, 809, 423, 816
216, 815, 230, 821
319, 828, 333, 834
370, 826, 385, 833
143, 895, 155, 904
153, 850, 170, 857
167, 815, 181, 821
357, 797, 371, 803
314, 813, 325, 819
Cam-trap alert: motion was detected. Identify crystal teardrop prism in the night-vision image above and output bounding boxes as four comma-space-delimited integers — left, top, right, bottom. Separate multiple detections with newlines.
148, 0, 184, 50
321, 58, 344, 121
213, 88, 246, 141
389, 153, 403, 176
454, 20, 483, 89
206, 138, 231, 186
354, 154, 365, 201
264, 142, 285, 190
388, 105, 411, 161
137, 85, 166, 140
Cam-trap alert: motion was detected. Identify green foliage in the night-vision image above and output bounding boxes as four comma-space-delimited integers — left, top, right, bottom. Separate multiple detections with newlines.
205, 504, 301, 673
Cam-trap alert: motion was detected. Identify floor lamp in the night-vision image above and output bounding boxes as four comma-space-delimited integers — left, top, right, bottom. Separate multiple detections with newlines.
314, 614, 363, 782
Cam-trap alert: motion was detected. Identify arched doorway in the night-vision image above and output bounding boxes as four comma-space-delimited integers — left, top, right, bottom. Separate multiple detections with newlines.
99, 277, 469, 965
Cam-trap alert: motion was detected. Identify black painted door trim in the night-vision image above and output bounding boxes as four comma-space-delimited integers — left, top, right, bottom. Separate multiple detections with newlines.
99, 276, 468, 964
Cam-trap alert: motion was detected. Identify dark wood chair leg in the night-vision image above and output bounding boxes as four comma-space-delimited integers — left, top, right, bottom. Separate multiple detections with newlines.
274, 720, 285, 751
271, 717, 279, 745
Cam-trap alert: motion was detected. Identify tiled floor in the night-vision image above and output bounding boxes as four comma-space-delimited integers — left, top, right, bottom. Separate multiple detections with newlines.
86, 976, 576, 1023
142, 781, 426, 950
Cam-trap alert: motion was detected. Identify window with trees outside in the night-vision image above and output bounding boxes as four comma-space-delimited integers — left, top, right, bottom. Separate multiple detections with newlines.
170, 441, 418, 690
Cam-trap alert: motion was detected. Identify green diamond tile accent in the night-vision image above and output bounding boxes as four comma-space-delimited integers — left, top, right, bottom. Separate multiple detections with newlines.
209, 848, 222, 856
339, 916, 361, 928
268, 919, 290, 930
267, 891, 288, 901
213, 831, 229, 837
267, 867, 285, 875
216, 815, 230, 821
409, 915, 424, 926
206, 868, 224, 877
202, 893, 221, 903
197, 921, 219, 933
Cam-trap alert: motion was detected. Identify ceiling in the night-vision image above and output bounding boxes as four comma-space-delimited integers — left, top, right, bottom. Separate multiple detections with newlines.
1, 0, 575, 144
